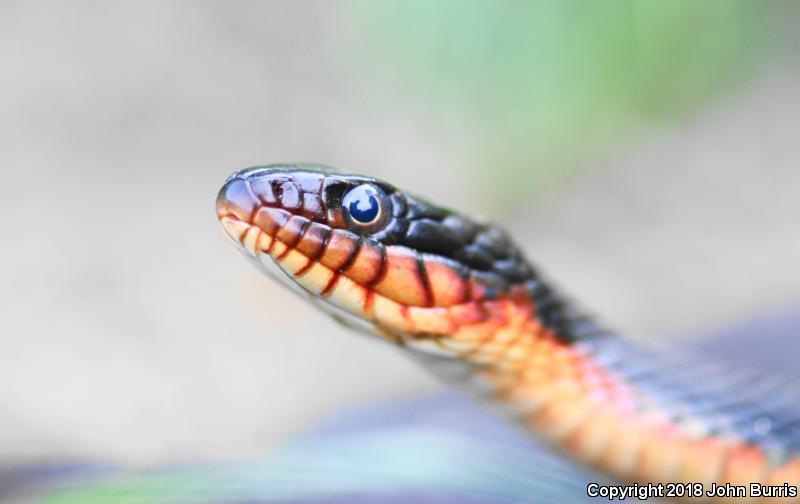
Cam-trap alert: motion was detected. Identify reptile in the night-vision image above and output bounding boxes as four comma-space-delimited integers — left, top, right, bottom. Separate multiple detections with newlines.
215, 164, 800, 502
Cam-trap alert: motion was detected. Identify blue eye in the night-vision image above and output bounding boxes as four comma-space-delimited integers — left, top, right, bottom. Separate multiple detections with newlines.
343, 184, 382, 225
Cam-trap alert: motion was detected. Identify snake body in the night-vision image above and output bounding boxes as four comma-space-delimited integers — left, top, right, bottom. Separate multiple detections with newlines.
216, 164, 800, 501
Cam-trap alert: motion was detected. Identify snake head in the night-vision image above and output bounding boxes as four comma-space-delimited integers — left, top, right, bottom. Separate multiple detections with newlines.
216, 164, 544, 345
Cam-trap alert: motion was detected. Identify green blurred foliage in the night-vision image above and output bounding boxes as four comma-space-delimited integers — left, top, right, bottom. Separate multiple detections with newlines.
352, 0, 791, 205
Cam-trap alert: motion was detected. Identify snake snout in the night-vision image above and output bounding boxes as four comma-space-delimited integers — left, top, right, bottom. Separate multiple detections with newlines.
216, 165, 331, 256
216, 177, 259, 222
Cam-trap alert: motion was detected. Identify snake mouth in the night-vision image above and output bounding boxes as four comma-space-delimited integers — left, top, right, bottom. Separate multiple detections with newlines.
216, 166, 390, 339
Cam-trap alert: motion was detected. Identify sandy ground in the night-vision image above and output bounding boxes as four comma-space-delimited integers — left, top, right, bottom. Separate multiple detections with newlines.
0, 1, 798, 466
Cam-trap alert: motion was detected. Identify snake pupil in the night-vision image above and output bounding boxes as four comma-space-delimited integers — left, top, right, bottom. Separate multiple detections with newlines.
343, 185, 381, 225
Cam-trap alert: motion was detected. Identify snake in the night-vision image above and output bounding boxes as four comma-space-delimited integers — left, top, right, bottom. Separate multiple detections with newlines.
215, 164, 800, 502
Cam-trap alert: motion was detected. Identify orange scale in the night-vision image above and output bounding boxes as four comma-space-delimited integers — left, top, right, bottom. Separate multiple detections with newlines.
528, 336, 556, 352
765, 459, 800, 503
253, 206, 290, 236
408, 306, 457, 335
344, 240, 384, 286
503, 376, 548, 399
270, 239, 288, 259
481, 369, 521, 392
767, 458, 800, 485
528, 349, 550, 370
526, 364, 563, 382
518, 368, 555, 386
676, 437, 729, 487
527, 396, 598, 441
563, 407, 621, 463
502, 332, 536, 350
423, 256, 468, 307
448, 302, 489, 325
637, 427, 687, 482
598, 417, 650, 477
497, 354, 540, 374
275, 215, 309, 248
371, 245, 430, 307
294, 222, 329, 259
501, 345, 537, 364
498, 390, 546, 414
488, 325, 523, 345
536, 378, 587, 401
548, 362, 583, 381
256, 230, 273, 253
468, 340, 512, 360
721, 444, 768, 488
319, 229, 358, 271
450, 322, 497, 343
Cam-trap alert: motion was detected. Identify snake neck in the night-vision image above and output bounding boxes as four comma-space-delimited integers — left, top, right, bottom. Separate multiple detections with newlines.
403, 285, 616, 421
407, 288, 800, 492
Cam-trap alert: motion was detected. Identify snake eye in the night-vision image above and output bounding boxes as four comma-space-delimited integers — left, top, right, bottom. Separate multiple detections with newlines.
342, 184, 385, 226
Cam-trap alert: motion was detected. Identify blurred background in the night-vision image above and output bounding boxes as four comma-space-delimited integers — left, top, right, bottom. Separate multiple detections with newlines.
1, 0, 799, 485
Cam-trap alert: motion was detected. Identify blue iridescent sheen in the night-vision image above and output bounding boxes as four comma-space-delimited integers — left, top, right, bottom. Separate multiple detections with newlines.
344, 184, 381, 224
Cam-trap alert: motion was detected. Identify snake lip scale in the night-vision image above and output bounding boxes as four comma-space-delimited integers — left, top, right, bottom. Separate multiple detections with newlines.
217, 164, 800, 502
